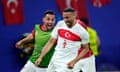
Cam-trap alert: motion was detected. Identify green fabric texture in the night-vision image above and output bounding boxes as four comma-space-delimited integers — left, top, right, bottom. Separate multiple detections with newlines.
87, 27, 99, 56
30, 24, 55, 67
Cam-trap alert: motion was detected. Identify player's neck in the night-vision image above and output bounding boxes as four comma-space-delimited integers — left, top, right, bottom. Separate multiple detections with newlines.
41, 24, 52, 32
41, 25, 47, 32
69, 20, 77, 28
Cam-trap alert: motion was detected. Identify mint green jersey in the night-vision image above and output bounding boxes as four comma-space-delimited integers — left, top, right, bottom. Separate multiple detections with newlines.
30, 24, 55, 67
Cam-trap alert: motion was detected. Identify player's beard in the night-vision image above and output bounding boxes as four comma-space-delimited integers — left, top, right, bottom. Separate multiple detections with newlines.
46, 23, 53, 31
65, 21, 73, 28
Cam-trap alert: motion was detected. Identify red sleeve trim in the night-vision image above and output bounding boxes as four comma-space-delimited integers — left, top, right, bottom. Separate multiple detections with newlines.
32, 30, 34, 37
77, 19, 87, 30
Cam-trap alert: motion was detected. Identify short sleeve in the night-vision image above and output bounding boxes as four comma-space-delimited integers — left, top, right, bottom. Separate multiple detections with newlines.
81, 29, 89, 44
32, 29, 34, 37
51, 21, 62, 39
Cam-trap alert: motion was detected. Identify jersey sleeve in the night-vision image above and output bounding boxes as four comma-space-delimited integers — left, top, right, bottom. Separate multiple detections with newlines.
80, 28, 89, 44
51, 21, 61, 39
77, 19, 87, 30
31, 29, 34, 38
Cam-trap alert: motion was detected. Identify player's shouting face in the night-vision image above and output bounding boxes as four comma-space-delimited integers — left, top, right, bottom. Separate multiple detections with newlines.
43, 14, 55, 31
62, 8, 76, 28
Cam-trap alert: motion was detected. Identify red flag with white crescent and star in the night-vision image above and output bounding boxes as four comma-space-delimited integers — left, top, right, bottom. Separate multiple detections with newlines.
91, 0, 112, 8
56, 0, 89, 19
2, 0, 24, 25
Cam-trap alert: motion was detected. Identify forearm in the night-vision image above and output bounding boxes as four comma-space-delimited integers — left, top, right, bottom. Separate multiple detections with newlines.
21, 34, 33, 43
73, 44, 89, 63
16, 33, 34, 48
38, 37, 56, 59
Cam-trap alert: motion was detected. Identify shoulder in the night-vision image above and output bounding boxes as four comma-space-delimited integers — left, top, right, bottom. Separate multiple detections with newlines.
77, 20, 87, 30
76, 23, 87, 32
57, 20, 64, 24
56, 20, 65, 27
35, 24, 40, 27
87, 27, 97, 33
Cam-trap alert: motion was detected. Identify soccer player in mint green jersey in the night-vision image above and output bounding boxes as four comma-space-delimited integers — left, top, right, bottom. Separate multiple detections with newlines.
16, 10, 56, 72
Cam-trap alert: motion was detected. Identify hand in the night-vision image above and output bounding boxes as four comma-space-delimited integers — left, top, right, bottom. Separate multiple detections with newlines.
16, 41, 23, 48
67, 60, 76, 69
35, 58, 42, 66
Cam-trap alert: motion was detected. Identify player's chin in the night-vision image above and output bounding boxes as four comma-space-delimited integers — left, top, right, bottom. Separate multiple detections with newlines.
47, 26, 53, 30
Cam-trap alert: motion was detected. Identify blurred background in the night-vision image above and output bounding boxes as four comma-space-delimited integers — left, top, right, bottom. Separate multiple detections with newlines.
0, 0, 120, 72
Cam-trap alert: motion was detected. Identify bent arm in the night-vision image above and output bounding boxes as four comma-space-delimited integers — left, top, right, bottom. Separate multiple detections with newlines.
67, 29, 90, 68
67, 43, 90, 69
16, 33, 34, 48
38, 37, 56, 60
73, 43, 89, 63
74, 29, 90, 62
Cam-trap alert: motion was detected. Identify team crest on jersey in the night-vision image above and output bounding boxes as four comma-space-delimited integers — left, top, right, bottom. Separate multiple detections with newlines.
58, 29, 81, 41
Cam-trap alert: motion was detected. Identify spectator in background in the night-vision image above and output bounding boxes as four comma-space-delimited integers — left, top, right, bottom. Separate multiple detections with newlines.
35, 8, 96, 72
16, 10, 56, 72
80, 17, 100, 56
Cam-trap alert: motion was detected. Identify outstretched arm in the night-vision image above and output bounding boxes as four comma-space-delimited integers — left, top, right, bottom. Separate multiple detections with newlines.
16, 33, 34, 48
35, 37, 56, 66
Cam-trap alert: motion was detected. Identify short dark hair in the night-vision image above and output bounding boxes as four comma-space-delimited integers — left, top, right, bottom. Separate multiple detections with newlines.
80, 17, 89, 25
63, 8, 75, 13
43, 10, 55, 17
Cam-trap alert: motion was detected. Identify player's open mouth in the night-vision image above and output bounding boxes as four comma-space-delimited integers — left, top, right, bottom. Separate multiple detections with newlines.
47, 24, 53, 29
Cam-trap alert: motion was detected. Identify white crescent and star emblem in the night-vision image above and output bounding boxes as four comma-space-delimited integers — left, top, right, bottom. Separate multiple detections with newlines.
93, 0, 102, 8
66, 0, 72, 8
65, 0, 78, 8
65, 32, 71, 38
7, 0, 18, 14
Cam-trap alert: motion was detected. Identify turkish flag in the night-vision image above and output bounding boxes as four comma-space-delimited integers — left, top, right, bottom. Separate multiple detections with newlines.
2, 0, 24, 25
76, 0, 89, 19
91, 0, 112, 7
56, 0, 89, 19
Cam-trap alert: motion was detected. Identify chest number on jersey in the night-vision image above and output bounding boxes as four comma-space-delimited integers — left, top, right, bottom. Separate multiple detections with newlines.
63, 40, 67, 48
